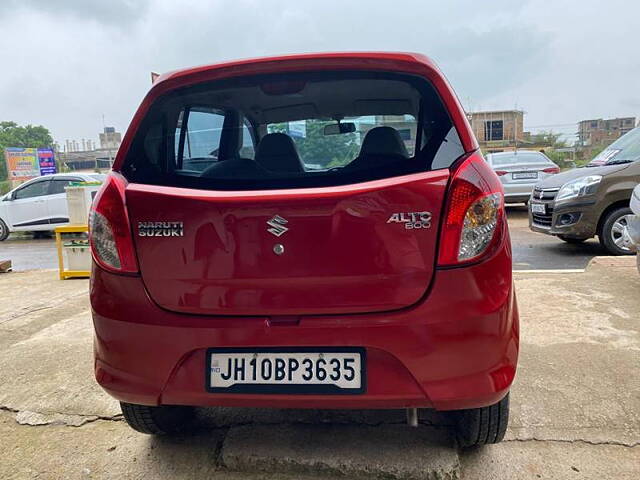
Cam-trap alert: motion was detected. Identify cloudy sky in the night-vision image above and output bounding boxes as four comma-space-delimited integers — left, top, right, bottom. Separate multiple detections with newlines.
1, 0, 638, 146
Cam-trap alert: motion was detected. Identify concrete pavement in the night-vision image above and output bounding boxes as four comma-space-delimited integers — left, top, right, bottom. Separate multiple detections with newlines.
507, 205, 604, 271
0, 258, 638, 479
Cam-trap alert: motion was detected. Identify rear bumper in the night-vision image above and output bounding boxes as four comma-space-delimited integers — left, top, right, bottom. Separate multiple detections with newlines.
91, 245, 519, 412
503, 183, 535, 203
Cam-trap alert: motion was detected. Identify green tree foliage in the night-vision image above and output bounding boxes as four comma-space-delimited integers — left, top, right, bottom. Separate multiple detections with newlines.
0, 121, 54, 182
528, 130, 577, 169
529, 130, 568, 148
269, 120, 360, 167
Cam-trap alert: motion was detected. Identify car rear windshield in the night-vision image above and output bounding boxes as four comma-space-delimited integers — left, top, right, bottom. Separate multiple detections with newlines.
489, 152, 550, 166
122, 71, 465, 190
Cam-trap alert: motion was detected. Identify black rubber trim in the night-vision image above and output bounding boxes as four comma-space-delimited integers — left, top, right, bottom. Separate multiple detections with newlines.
13, 218, 50, 227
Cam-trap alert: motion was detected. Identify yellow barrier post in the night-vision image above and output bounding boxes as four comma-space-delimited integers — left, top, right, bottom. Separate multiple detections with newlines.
55, 225, 90, 279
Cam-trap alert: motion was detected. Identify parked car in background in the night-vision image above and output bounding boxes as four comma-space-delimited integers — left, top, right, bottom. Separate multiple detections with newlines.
0, 173, 105, 241
89, 52, 519, 447
622, 183, 640, 272
529, 126, 640, 255
485, 151, 559, 204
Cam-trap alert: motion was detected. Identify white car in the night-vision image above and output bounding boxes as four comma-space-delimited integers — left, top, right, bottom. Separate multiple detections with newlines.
622, 183, 640, 272
485, 151, 560, 205
0, 173, 105, 241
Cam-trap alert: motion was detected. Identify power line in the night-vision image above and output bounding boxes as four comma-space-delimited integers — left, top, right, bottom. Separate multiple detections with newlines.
526, 123, 577, 129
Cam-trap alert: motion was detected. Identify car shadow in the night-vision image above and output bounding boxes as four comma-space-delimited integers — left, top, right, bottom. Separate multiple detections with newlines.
505, 204, 529, 217
193, 406, 450, 429
144, 407, 455, 475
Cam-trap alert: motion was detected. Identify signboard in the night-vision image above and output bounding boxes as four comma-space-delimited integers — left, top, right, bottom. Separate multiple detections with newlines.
3, 147, 57, 182
37, 148, 57, 175
4, 148, 40, 181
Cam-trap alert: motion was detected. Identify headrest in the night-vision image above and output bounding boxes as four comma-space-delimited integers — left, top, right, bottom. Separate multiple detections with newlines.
255, 133, 304, 173
359, 126, 409, 158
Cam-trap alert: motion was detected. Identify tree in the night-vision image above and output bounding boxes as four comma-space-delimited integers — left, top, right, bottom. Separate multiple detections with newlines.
528, 130, 567, 148
269, 119, 360, 167
0, 121, 54, 182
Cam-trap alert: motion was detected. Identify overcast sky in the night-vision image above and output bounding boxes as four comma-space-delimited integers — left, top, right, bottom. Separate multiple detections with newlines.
1, 0, 638, 146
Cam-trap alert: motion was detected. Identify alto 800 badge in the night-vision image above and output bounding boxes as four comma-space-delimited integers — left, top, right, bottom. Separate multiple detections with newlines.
387, 212, 432, 230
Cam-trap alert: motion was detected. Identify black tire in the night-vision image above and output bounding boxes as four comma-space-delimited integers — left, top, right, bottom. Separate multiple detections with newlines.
0, 219, 8, 241
599, 207, 634, 256
120, 402, 194, 435
450, 393, 509, 448
558, 235, 587, 244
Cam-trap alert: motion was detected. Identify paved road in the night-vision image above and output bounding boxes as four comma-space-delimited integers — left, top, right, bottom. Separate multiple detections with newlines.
0, 235, 58, 271
0, 208, 609, 272
506, 205, 606, 271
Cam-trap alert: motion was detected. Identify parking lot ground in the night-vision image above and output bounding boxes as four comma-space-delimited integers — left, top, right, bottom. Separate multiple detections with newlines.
506, 205, 605, 271
0, 234, 58, 272
0, 257, 638, 479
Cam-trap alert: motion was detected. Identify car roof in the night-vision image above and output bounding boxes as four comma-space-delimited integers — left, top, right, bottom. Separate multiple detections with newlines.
488, 151, 544, 156
15, 173, 99, 186
37, 173, 96, 179
153, 52, 440, 87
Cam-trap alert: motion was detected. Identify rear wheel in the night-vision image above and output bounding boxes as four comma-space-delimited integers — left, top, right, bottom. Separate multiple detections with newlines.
0, 219, 8, 241
600, 207, 634, 255
120, 402, 195, 435
449, 393, 509, 448
558, 235, 587, 244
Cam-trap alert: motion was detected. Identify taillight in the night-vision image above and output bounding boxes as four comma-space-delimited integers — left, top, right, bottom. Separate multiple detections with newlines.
495, 170, 508, 176
438, 152, 505, 266
542, 166, 560, 174
89, 172, 138, 274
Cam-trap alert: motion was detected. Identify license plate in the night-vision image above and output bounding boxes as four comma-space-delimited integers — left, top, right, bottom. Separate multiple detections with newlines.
206, 347, 366, 394
531, 202, 546, 214
513, 171, 538, 180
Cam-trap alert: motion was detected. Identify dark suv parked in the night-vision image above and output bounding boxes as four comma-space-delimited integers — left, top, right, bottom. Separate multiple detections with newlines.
529, 126, 640, 255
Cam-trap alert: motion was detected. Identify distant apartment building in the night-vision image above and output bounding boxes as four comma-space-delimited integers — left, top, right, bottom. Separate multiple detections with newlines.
99, 126, 122, 150
58, 127, 123, 171
577, 117, 636, 148
467, 110, 524, 152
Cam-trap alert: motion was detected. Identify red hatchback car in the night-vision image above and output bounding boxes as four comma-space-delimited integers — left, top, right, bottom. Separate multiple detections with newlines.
89, 52, 519, 447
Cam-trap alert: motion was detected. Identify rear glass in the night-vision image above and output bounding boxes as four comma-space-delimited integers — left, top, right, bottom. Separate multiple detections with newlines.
123, 71, 464, 190
489, 152, 550, 166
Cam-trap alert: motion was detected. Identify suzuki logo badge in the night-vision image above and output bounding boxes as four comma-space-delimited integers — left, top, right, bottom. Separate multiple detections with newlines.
267, 215, 289, 237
